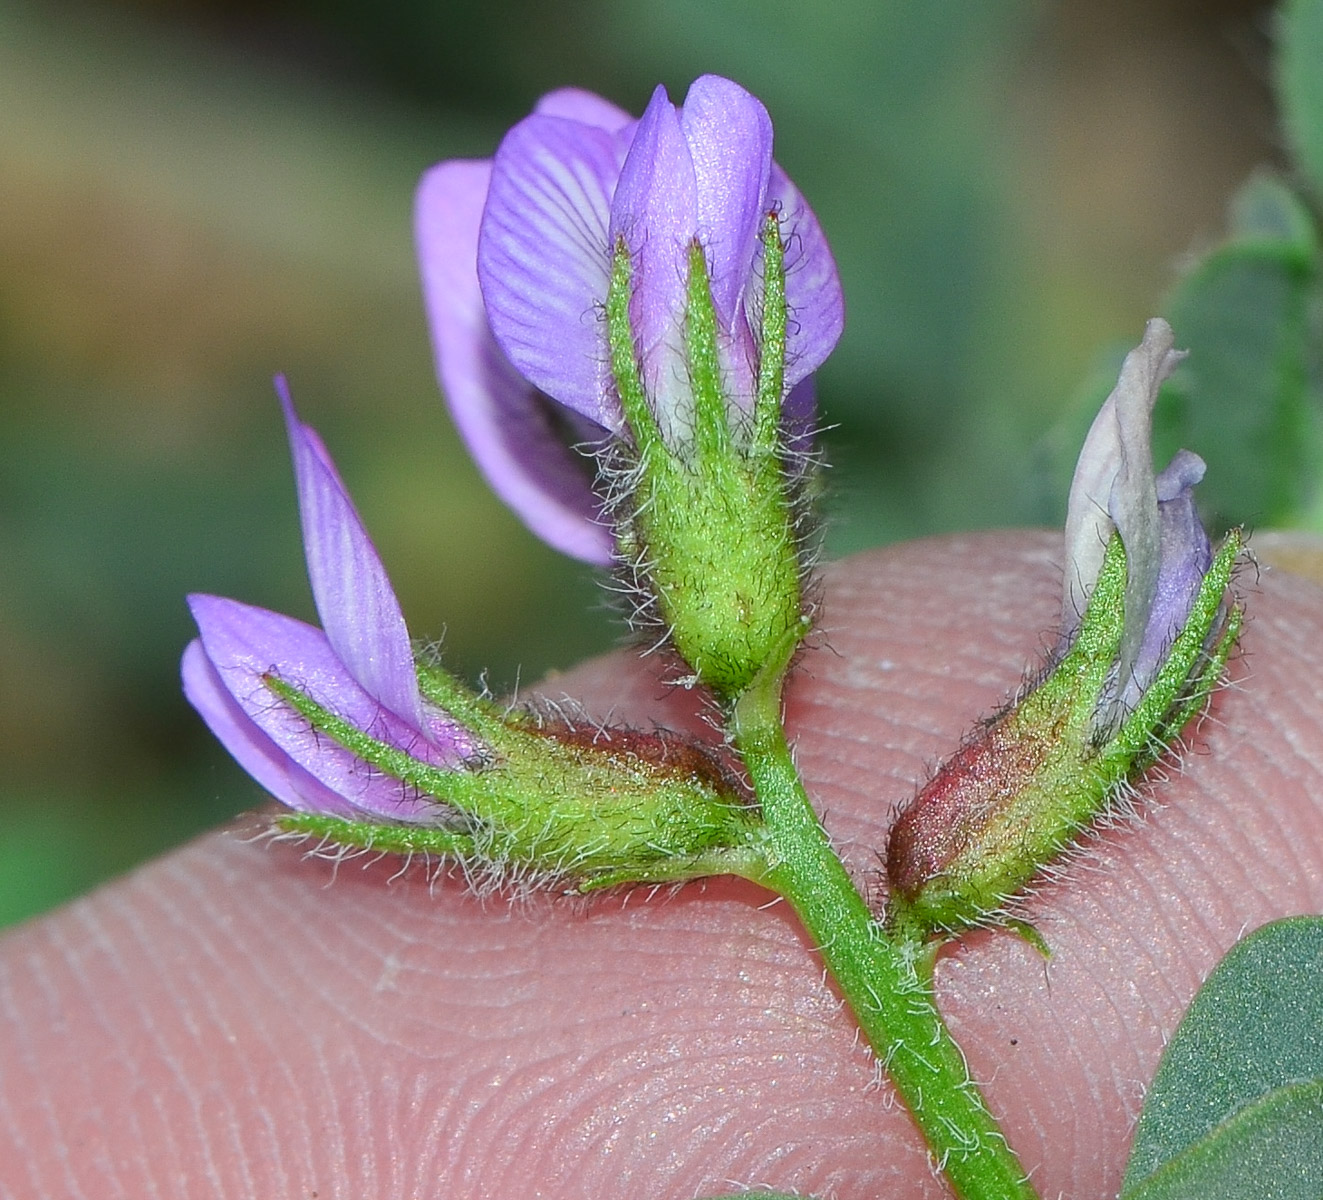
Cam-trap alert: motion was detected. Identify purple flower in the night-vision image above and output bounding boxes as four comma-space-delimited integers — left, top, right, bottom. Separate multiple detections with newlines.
1061, 318, 1213, 716
181, 379, 483, 822
415, 76, 844, 563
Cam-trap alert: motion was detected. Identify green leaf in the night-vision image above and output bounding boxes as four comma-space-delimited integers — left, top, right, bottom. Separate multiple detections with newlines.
1122, 1082, 1323, 1200
1278, 0, 1323, 202
1154, 173, 1320, 531
1120, 916, 1323, 1199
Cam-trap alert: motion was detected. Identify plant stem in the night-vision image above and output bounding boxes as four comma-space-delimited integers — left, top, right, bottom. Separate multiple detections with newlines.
731, 671, 1038, 1200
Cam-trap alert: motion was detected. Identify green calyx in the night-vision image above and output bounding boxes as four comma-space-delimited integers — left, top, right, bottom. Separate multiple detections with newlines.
606, 215, 809, 702
887, 530, 1243, 937
269, 662, 763, 889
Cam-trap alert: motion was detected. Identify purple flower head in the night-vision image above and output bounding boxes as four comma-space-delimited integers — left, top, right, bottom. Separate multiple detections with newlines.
181, 379, 483, 822
1062, 318, 1213, 713
416, 76, 844, 563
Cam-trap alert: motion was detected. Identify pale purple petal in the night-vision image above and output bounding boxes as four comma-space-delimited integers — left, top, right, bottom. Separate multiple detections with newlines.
1062, 319, 1186, 645
189, 594, 476, 822
781, 375, 818, 464
182, 639, 358, 818
278, 378, 429, 733
478, 113, 626, 429
535, 88, 633, 131
1126, 450, 1213, 700
416, 161, 614, 564
609, 85, 699, 444
679, 76, 773, 331
767, 163, 846, 388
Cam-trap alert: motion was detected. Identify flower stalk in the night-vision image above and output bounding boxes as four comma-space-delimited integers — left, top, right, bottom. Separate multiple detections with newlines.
729, 647, 1038, 1200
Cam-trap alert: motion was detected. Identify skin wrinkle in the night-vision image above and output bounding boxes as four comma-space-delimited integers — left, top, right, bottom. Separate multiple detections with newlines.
131, 873, 276, 1148
1, 953, 78, 1200
111, 890, 251, 1200
52, 903, 175, 1200
167, 855, 350, 1198
2, 533, 1323, 1198
158, 869, 319, 1198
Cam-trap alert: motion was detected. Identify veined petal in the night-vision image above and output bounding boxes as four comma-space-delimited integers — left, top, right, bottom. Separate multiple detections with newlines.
535, 87, 633, 131
679, 75, 772, 331
1062, 318, 1186, 652
416, 161, 614, 564
609, 84, 699, 443
767, 163, 846, 388
182, 639, 358, 818
1126, 450, 1213, 701
189, 594, 475, 821
278, 378, 429, 732
478, 112, 626, 429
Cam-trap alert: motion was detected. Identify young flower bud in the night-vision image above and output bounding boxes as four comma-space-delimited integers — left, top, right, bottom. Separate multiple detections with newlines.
886, 320, 1243, 937
415, 76, 845, 701
182, 382, 761, 890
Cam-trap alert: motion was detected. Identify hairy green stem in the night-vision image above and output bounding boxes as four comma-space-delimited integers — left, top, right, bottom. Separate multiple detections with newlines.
731, 666, 1038, 1200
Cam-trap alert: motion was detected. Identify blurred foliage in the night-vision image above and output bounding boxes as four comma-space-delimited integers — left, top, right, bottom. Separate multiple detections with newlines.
1157, 172, 1320, 531
0, 0, 1285, 925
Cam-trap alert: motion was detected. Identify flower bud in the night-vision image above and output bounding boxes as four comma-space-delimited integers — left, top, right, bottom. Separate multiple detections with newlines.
886, 321, 1243, 937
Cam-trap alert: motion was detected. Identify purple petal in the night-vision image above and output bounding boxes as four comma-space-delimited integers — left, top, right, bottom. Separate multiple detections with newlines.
1126, 450, 1213, 699
781, 375, 819, 464
182, 639, 358, 818
1062, 319, 1186, 647
679, 76, 773, 332
767, 163, 846, 389
189, 594, 477, 822
609, 85, 700, 443
278, 378, 429, 733
416, 161, 614, 564
478, 112, 627, 430
535, 88, 633, 131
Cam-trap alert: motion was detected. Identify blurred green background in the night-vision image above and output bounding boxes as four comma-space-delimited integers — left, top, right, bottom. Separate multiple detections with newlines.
0, 0, 1281, 926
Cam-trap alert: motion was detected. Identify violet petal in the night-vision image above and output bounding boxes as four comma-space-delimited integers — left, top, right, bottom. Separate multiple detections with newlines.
535, 88, 633, 131
781, 375, 819, 464
416, 161, 614, 564
1126, 450, 1213, 700
189, 594, 472, 822
767, 163, 846, 389
278, 378, 429, 733
478, 112, 626, 429
679, 75, 773, 333
182, 639, 358, 818
609, 84, 700, 444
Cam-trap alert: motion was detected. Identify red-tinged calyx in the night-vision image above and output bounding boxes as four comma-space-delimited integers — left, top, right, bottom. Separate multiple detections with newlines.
886, 530, 1242, 939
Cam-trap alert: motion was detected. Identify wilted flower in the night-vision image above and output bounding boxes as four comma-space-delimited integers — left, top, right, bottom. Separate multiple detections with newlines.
1061, 318, 1215, 729
182, 382, 759, 885
417, 76, 844, 698
886, 320, 1242, 937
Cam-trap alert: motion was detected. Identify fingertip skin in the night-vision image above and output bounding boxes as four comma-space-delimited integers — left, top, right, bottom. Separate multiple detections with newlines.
3, 533, 1320, 1200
